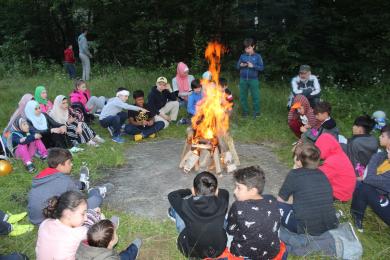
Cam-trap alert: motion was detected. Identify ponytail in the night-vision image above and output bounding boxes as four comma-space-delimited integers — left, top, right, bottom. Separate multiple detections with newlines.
42, 191, 86, 219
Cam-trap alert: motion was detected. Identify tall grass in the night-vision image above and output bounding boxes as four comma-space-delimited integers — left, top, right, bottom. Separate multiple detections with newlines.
0, 67, 389, 259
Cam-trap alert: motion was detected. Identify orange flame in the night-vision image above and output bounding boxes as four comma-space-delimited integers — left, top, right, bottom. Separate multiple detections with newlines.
191, 42, 231, 143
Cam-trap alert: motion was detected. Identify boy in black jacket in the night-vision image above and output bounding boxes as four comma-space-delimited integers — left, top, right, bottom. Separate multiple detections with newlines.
147, 76, 179, 128
167, 171, 229, 259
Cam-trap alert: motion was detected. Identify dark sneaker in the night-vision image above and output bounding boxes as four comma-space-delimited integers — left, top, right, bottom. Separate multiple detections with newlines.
26, 163, 36, 173
254, 112, 261, 118
351, 213, 363, 232
242, 112, 249, 118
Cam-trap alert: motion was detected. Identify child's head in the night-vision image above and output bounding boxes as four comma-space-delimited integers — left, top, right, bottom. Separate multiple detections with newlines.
219, 78, 228, 89
43, 190, 87, 227
352, 115, 375, 135
191, 79, 202, 93
116, 87, 130, 102
87, 220, 118, 249
66, 42, 73, 49
15, 117, 29, 133
379, 125, 390, 148
314, 101, 331, 122
75, 79, 87, 92
202, 71, 212, 81
243, 38, 255, 54
298, 65, 311, 81
47, 148, 73, 173
156, 76, 169, 91
133, 90, 145, 107
233, 166, 265, 201
293, 143, 321, 169
193, 171, 218, 196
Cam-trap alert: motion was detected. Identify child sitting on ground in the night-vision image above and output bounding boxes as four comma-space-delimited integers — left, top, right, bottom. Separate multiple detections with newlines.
302, 101, 338, 142
10, 117, 48, 173
99, 88, 147, 143
76, 219, 142, 260
35, 190, 88, 259
125, 90, 165, 141
34, 86, 53, 113
167, 171, 229, 259
187, 79, 203, 118
28, 148, 113, 225
278, 142, 339, 236
227, 166, 284, 259
70, 79, 107, 116
287, 95, 319, 138
343, 115, 379, 179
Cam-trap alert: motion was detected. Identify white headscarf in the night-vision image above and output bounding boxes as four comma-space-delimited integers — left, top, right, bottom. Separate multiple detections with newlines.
24, 100, 48, 131
49, 95, 69, 125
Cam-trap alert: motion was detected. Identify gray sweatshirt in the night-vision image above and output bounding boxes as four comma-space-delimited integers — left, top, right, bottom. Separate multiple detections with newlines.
99, 97, 141, 120
78, 33, 92, 57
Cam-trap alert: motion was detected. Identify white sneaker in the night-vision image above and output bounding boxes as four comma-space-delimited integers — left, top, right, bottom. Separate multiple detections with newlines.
93, 135, 105, 143
98, 183, 115, 198
69, 147, 84, 153
87, 140, 99, 147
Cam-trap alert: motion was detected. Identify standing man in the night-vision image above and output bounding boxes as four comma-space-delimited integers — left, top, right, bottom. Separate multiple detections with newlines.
78, 29, 92, 81
236, 38, 264, 118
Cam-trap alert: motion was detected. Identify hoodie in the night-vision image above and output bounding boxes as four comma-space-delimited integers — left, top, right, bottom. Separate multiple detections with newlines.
147, 86, 177, 116
288, 95, 320, 129
168, 188, 229, 259
315, 133, 356, 201
76, 242, 120, 260
28, 168, 81, 225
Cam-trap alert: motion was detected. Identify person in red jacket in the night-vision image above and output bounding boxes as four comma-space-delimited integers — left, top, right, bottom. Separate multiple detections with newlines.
315, 133, 356, 201
64, 43, 76, 79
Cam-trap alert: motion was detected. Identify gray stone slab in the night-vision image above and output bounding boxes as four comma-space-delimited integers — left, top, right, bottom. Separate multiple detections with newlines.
100, 139, 289, 219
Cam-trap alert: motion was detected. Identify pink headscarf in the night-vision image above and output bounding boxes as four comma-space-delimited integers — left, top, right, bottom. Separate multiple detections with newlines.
5, 93, 34, 133
176, 62, 191, 93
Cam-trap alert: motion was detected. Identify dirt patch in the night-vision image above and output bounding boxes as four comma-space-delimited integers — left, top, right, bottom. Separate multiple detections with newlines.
101, 139, 289, 219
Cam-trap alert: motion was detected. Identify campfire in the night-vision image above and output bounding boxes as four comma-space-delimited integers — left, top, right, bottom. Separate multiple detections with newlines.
179, 42, 240, 175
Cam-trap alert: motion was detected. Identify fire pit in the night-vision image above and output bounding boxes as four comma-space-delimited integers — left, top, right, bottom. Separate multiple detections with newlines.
179, 42, 240, 175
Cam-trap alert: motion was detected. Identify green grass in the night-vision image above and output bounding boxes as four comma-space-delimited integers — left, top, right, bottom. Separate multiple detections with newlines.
0, 67, 389, 259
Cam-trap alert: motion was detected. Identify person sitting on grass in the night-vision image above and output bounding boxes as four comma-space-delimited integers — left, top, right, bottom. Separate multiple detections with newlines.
315, 133, 356, 201
70, 79, 107, 117
28, 148, 113, 225
227, 166, 286, 259
124, 90, 164, 141
301, 101, 338, 142
49, 95, 104, 147
289, 65, 321, 108
167, 171, 229, 259
350, 125, 390, 232
35, 190, 88, 259
147, 76, 179, 129
187, 79, 203, 118
172, 62, 195, 107
76, 219, 142, 260
34, 85, 53, 113
287, 95, 320, 139
342, 115, 378, 179
99, 88, 147, 144
278, 142, 339, 236
0, 210, 33, 237
10, 117, 48, 173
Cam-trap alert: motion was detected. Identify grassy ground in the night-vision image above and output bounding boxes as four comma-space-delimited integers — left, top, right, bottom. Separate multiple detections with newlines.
0, 67, 389, 259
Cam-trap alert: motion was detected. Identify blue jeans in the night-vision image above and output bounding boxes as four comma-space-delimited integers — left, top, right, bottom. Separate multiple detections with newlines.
351, 182, 390, 225
64, 62, 76, 79
124, 121, 164, 137
87, 188, 103, 209
99, 112, 128, 137
170, 208, 186, 233
119, 243, 139, 260
278, 202, 298, 233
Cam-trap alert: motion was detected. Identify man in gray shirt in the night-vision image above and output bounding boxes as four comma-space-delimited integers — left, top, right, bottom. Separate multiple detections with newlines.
78, 29, 93, 81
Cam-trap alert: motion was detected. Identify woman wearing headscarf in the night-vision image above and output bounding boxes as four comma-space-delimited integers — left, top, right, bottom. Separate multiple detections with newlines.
171, 62, 195, 106
288, 95, 320, 138
49, 95, 104, 147
24, 100, 69, 149
4, 93, 34, 135
34, 86, 53, 113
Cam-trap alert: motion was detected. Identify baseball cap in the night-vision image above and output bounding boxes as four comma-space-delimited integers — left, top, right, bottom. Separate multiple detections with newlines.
156, 76, 168, 85
299, 65, 311, 73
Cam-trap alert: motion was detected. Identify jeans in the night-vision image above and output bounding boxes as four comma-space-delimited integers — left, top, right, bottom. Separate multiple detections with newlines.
278, 202, 298, 233
170, 208, 186, 233
124, 121, 164, 137
239, 79, 260, 114
99, 112, 128, 137
350, 182, 390, 225
119, 243, 139, 260
87, 188, 103, 209
64, 62, 76, 79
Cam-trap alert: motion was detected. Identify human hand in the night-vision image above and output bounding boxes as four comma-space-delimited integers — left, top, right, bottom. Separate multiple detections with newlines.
76, 125, 82, 135
300, 125, 309, 133
162, 114, 171, 122
34, 133, 42, 139
60, 125, 67, 134
140, 108, 149, 113
240, 62, 248, 67
20, 137, 26, 142
247, 62, 254, 68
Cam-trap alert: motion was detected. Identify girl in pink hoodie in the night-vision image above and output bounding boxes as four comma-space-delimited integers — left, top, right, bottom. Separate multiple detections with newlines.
69, 79, 106, 115
315, 133, 356, 201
